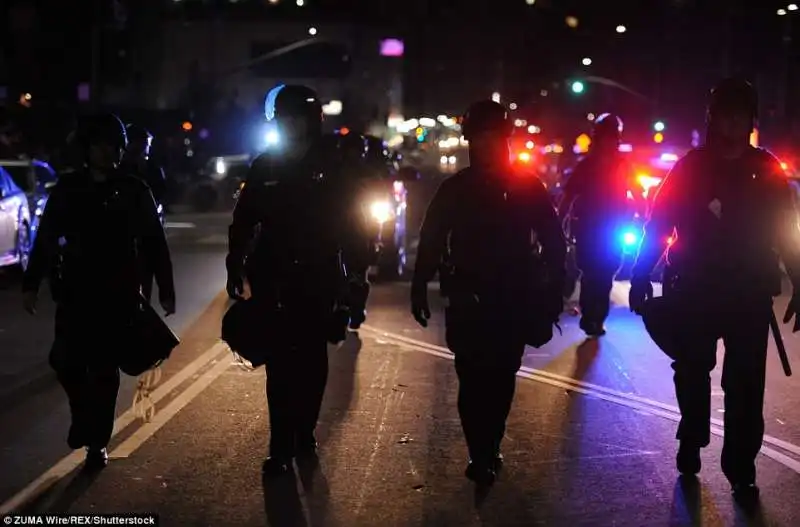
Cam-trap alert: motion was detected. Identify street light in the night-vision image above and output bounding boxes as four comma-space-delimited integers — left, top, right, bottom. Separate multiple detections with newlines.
308, 27, 317, 35
491, 92, 501, 102
789, 4, 798, 11
525, 0, 536, 5
582, 57, 592, 66
616, 25, 627, 33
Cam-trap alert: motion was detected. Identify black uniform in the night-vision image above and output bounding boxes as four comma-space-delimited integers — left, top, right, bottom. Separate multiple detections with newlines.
560, 114, 636, 335
226, 84, 350, 475
633, 144, 800, 487
22, 152, 174, 461
412, 101, 566, 485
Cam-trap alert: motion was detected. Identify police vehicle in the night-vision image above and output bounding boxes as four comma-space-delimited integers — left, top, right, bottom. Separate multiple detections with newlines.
360, 135, 418, 278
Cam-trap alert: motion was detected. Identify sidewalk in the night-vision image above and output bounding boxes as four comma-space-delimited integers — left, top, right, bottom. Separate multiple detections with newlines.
20, 331, 800, 526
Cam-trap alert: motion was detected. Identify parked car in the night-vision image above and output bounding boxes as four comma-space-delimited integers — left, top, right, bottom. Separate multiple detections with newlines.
0, 166, 33, 269
0, 158, 57, 230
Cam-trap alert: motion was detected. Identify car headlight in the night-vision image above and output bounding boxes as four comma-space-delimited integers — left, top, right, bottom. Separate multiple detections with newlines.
369, 200, 394, 224
215, 158, 226, 175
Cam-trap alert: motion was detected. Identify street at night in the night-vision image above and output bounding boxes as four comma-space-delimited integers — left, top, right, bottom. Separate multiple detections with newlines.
5, 0, 800, 525
0, 213, 798, 525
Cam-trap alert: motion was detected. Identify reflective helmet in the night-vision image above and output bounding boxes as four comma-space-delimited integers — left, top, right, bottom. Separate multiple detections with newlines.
461, 101, 512, 141
264, 84, 323, 125
74, 113, 128, 151
592, 113, 623, 141
125, 123, 153, 143
338, 132, 368, 159
708, 78, 758, 123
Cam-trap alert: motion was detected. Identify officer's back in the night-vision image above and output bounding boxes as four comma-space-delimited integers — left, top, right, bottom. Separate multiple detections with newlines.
651, 145, 785, 295
416, 101, 565, 301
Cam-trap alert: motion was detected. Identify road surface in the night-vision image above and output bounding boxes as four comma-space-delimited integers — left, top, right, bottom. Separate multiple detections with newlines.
0, 212, 799, 526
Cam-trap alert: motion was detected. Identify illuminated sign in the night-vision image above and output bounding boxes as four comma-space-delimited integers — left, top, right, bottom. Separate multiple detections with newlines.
380, 39, 404, 57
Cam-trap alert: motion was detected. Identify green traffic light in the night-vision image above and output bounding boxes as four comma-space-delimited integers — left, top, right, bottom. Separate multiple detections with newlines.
571, 81, 585, 94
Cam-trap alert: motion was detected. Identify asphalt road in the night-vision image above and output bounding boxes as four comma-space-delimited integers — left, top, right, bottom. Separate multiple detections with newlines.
0, 212, 799, 525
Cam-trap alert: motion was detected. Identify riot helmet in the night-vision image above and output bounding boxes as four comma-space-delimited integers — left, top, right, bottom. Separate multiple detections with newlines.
707, 78, 758, 125
73, 113, 128, 169
592, 113, 623, 143
125, 123, 154, 158
461, 101, 512, 141
264, 84, 323, 141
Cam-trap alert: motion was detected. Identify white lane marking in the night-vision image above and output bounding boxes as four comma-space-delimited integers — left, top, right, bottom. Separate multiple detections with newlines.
358, 325, 800, 471
0, 342, 229, 515
196, 235, 229, 245
110, 356, 232, 459
164, 222, 196, 229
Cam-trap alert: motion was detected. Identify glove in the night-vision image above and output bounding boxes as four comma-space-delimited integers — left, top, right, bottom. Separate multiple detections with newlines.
159, 292, 176, 317
411, 281, 431, 328
226, 274, 244, 300
226, 255, 244, 300
783, 290, 800, 333
629, 275, 654, 315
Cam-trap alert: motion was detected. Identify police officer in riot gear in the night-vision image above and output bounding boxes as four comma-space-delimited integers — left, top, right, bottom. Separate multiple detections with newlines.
123, 124, 167, 207
411, 100, 566, 485
226, 84, 351, 476
630, 78, 800, 502
22, 113, 175, 469
122, 123, 168, 302
558, 113, 636, 336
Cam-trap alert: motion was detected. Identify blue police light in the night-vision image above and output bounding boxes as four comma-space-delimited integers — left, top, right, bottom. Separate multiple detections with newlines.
264, 84, 286, 121
264, 129, 279, 146
622, 230, 638, 247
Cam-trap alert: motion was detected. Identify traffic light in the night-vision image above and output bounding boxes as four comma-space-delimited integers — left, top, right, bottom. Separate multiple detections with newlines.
653, 132, 664, 144
653, 121, 665, 132
571, 81, 585, 94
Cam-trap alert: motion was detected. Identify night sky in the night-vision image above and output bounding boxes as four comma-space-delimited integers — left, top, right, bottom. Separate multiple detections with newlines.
2, 0, 798, 145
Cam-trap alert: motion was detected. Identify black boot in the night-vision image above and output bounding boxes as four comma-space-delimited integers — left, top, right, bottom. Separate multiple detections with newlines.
580, 318, 606, 337
349, 310, 366, 330
492, 452, 504, 472
731, 482, 760, 511
676, 443, 701, 475
262, 456, 292, 477
465, 460, 496, 486
84, 447, 108, 471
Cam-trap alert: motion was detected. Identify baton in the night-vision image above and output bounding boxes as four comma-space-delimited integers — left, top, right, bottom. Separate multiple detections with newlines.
769, 310, 793, 377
